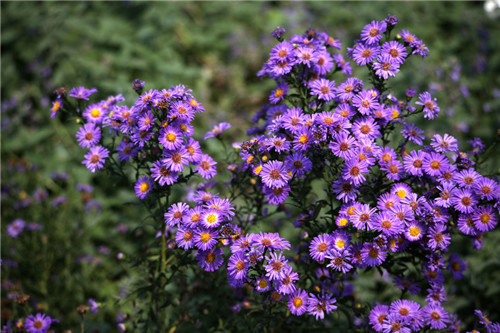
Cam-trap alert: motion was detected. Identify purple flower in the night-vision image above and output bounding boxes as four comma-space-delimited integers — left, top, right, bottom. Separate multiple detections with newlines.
473, 205, 497, 232
415, 92, 440, 119
361, 20, 387, 45
371, 212, 403, 236
423, 304, 449, 330
309, 234, 333, 262
422, 152, 449, 177
50, 97, 63, 118
83, 103, 107, 124
134, 89, 158, 110
196, 247, 223, 272
451, 188, 478, 214
431, 133, 458, 153
373, 54, 400, 79
193, 228, 219, 251
285, 153, 312, 178
306, 293, 337, 320
228, 252, 248, 280
326, 248, 353, 273
381, 41, 407, 64
69, 86, 97, 100
204, 122, 231, 140
403, 150, 426, 177
260, 160, 291, 189
369, 304, 389, 332
401, 123, 425, 145
351, 43, 380, 66
329, 132, 357, 159
134, 175, 153, 200
352, 90, 380, 115
269, 81, 288, 104
164, 202, 189, 227
404, 221, 425, 242
381, 313, 411, 333
76, 123, 101, 148
288, 289, 308, 316
194, 154, 217, 180
7, 219, 26, 238
474, 177, 499, 201
277, 265, 299, 295
312, 50, 334, 75
116, 140, 138, 162
310, 79, 336, 102
151, 161, 178, 186
352, 117, 381, 139
25, 313, 57, 333
271, 26, 286, 40
83, 146, 109, 173
342, 159, 369, 186
427, 224, 451, 251
263, 184, 290, 205
132, 79, 145, 92
361, 243, 387, 266
162, 148, 189, 173
159, 126, 183, 151
89, 298, 99, 314
264, 251, 289, 281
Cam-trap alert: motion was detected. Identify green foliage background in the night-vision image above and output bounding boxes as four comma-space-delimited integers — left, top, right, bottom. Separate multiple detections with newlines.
1, 2, 499, 332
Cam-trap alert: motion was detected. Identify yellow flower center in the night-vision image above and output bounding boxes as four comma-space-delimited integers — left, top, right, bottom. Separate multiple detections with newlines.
140, 182, 149, 193
90, 109, 101, 118
409, 226, 420, 237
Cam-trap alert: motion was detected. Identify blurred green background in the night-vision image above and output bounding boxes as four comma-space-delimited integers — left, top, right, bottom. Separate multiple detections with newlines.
2, 1, 500, 332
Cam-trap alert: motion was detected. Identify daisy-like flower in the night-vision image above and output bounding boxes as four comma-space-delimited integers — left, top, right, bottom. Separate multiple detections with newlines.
260, 160, 291, 188
329, 132, 358, 160
454, 168, 480, 189
351, 43, 380, 66
381, 41, 407, 64
159, 126, 183, 151
270, 41, 294, 61
255, 275, 270, 292
196, 247, 223, 272
403, 150, 426, 177
342, 159, 369, 186
25, 313, 57, 333
401, 123, 425, 146
423, 304, 449, 330
335, 77, 361, 101
269, 81, 288, 104
292, 128, 313, 152
361, 243, 387, 267
423, 152, 449, 177
351, 204, 377, 230
288, 289, 308, 316
473, 205, 498, 232
312, 49, 334, 76
474, 177, 499, 201
352, 117, 381, 139
204, 122, 231, 140
175, 226, 195, 250
285, 153, 312, 178
228, 252, 248, 280
381, 159, 404, 181
451, 188, 477, 214
309, 234, 333, 262
164, 202, 189, 227
264, 251, 289, 281
427, 224, 451, 251
200, 209, 222, 229
326, 248, 353, 273
373, 54, 400, 80
7, 219, 26, 238
431, 133, 458, 153
263, 184, 290, 205
310, 79, 336, 102
83, 146, 109, 173
83, 103, 107, 124
134, 175, 153, 200
194, 154, 217, 180
278, 265, 299, 295
306, 293, 337, 320
150, 161, 178, 186
162, 148, 190, 173
390, 299, 422, 327
281, 107, 304, 133
265, 135, 290, 154
252, 232, 291, 251
405, 221, 425, 241
352, 90, 380, 115
381, 313, 412, 333
75, 123, 101, 148
137, 111, 156, 131
69, 86, 97, 100
415, 92, 440, 119
371, 212, 403, 236
369, 304, 389, 332
361, 20, 387, 45
332, 179, 359, 203
193, 228, 219, 251
295, 46, 315, 67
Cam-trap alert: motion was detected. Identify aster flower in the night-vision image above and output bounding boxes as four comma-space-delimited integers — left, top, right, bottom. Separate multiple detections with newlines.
228, 252, 249, 280
281, 107, 304, 133
278, 265, 299, 295
342, 159, 369, 186
431, 133, 458, 153
263, 184, 290, 205
310, 79, 336, 102
162, 148, 190, 173
164, 202, 189, 227
151, 161, 178, 186
448, 253, 467, 280
415, 92, 440, 119
381, 41, 407, 64
402, 150, 426, 177
134, 175, 153, 200
83, 146, 109, 173
381, 313, 412, 333
193, 228, 219, 251
353, 117, 381, 139
351, 43, 380, 66
83, 103, 107, 123
423, 152, 449, 177
75, 123, 101, 148
50, 97, 63, 118
427, 224, 451, 251
175, 226, 195, 250
25, 313, 57, 333
295, 46, 315, 67
351, 204, 377, 230
196, 247, 223, 272
131, 79, 145, 92
312, 50, 334, 75
423, 304, 449, 330
69, 86, 97, 100
288, 289, 308, 316
204, 122, 231, 140
473, 205, 498, 232
137, 111, 156, 131
159, 126, 183, 151
264, 135, 290, 154
309, 234, 334, 262
401, 123, 425, 146
306, 293, 337, 320
269, 81, 288, 104
285, 153, 312, 178
369, 304, 389, 332
264, 251, 289, 281
255, 275, 270, 292
332, 179, 359, 203
335, 78, 361, 101
474, 177, 499, 201
326, 248, 353, 273
361, 243, 387, 267
404, 221, 425, 242
451, 188, 478, 214
393, 276, 421, 295
371, 212, 403, 236
352, 90, 380, 115
390, 299, 423, 328
134, 89, 158, 110
373, 54, 400, 79
252, 232, 291, 251
7, 219, 26, 238
292, 128, 313, 152
361, 20, 387, 45
194, 154, 217, 180
260, 160, 291, 188
381, 159, 404, 181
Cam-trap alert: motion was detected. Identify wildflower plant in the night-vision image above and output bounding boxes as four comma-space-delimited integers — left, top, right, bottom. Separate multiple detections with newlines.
49, 16, 500, 331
